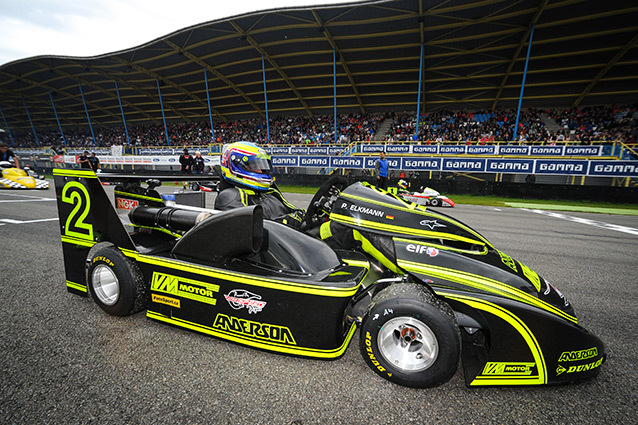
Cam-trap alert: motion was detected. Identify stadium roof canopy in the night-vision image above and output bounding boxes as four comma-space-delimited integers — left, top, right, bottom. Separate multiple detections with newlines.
1, 0, 637, 130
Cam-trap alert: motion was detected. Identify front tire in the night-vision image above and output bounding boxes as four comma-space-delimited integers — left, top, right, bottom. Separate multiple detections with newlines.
429, 198, 440, 207
87, 246, 147, 316
359, 283, 460, 388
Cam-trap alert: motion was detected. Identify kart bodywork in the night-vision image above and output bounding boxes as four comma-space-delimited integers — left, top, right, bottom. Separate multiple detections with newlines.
0, 161, 49, 189
52, 168, 605, 387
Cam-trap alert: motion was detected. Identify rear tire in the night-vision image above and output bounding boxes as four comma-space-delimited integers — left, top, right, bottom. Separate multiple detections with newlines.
359, 283, 459, 388
87, 246, 147, 316
190, 182, 200, 191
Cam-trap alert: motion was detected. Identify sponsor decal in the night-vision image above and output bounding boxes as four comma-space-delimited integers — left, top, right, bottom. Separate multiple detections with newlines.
412, 145, 439, 154
548, 282, 569, 307
91, 256, 114, 267
386, 145, 410, 153
439, 145, 466, 154
330, 156, 363, 168
406, 244, 439, 257
497, 250, 518, 273
272, 156, 298, 167
535, 160, 587, 175
442, 158, 486, 172
499, 146, 530, 155
299, 156, 329, 167
402, 158, 441, 170
482, 362, 536, 376
385, 215, 395, 220
487, 159, 533, 173
224, 289, 267, 314
530, 146, 563, 156
558, 347, 598, 362
467, 145, 496, 155
365, 331, 392, 377
152, 294, 181, 308
151, 272, 219, 305
212, 313, 296, 345
556, 358, 603, 376
340, 202, 385, 218
589, 161, 638, 177
419, 219, 446, 230
565, 146, 601, 156
116, 198, 139, 210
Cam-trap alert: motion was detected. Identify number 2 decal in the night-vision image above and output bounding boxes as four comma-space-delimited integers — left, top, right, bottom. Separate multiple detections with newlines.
62, 181, 94, 240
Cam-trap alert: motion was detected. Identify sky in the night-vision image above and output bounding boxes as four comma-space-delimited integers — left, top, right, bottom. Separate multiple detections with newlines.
0, 0, 357, 65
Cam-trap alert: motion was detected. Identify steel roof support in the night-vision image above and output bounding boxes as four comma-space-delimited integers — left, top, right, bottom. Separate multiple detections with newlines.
492, 0, 549, 111
203, 69, 215, 143
573, 32, 638, 107
163, 39, 263, 120
113, 58, 226, 122
156, 79, 170, 145
312, 10, 365, 114
415, 42, 424, 141
114, 81, 130, 145
48, 90, 66, 145
229, 20, 313, 117
333, 49, 337, 144
80, 64, 190, 123
78, 83, 96, 146
262, 55, 270, 144
0, 105, 15, 145
513, 25, 534, 141
21, 98, 39, 146
39, 63, 160, 125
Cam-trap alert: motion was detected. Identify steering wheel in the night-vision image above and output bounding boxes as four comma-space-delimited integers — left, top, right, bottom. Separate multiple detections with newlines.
304, 176, 349, 230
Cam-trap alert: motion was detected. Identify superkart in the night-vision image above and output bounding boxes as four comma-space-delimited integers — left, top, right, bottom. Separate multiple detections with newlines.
390, 185, 454, 207
52, 169, 605, 388
0, 161, 49, 189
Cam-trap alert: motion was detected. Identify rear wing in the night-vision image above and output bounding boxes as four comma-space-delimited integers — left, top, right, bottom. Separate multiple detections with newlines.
53, 169, 138, 295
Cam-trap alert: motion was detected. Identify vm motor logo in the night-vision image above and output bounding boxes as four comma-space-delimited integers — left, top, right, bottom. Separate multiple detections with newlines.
482, 362, 536, 376
151, 272, 219, 305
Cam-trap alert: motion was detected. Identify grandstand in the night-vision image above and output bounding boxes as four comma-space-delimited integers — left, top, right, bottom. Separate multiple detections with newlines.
0, 0, 637, 189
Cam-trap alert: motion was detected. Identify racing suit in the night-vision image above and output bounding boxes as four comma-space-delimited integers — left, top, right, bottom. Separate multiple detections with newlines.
214, 180, 306, 229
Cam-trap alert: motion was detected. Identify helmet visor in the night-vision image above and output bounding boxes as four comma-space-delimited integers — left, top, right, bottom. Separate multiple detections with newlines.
236, 154, 272, 175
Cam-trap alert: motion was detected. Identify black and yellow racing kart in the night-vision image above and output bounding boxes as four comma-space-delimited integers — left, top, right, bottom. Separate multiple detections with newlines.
52, 169, 605, 388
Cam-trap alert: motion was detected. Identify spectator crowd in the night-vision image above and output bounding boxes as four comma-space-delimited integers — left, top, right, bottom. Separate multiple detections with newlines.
3, 105, 636, 149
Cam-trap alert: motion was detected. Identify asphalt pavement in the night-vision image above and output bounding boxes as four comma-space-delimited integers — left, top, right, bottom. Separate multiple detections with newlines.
0, 181, 636, 424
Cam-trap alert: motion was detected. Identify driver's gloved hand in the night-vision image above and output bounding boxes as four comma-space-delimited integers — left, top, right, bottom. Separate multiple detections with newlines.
275, 210, 305, 230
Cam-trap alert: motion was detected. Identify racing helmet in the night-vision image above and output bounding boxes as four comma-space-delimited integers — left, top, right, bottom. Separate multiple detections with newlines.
397, 179, 409, 190
220, 142, 273, 191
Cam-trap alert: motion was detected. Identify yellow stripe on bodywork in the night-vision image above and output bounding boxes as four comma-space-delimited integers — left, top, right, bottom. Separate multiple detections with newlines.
353, 230, 401, 274
53, 169, 97, 179
332, 213, 484, 246
114, 190, 163, 203
120, 249, 360, 297
339, 191, 492, 247
146, 310, 357, 359
398, 260, 577, 324
438, 292, 547, 386
61, 235, 96, 247
66, 280, 87, 292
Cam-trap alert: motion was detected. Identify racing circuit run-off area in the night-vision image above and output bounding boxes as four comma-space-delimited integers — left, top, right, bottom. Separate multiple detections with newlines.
1, 0, 638, 424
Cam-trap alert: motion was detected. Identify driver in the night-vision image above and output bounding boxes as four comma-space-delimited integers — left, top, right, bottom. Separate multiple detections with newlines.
214, 142, 306, 228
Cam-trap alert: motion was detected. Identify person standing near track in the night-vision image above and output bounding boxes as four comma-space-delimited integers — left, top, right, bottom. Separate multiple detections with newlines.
0, 143, 19, 168
179, 148, 193, 174
78, 150, 91, 169
193, 151, 205, 174
89, 152, 100, 172
374, 151, 389, 190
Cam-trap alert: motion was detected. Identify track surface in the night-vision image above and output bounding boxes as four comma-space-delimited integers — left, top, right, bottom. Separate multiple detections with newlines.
1, 182, 637, 424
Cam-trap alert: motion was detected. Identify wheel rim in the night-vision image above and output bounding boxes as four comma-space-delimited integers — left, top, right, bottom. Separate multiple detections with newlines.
377, 316, 439, 372
92, 265, 120, 306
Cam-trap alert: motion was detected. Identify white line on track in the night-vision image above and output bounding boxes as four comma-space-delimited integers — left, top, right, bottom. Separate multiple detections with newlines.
522, 209, 638, 236
0, 192, 54, 199
0, 218, 58, 224
0, 199, 55, 203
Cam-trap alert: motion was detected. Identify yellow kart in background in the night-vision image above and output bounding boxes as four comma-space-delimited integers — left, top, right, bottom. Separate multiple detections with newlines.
0, 161, 49, 189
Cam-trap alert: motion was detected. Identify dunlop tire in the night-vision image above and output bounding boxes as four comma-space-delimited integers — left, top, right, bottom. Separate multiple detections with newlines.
359, 283, 460, 388
87, 246, 147, 316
